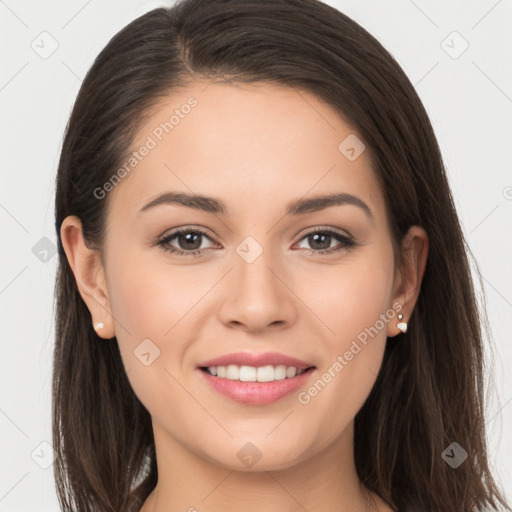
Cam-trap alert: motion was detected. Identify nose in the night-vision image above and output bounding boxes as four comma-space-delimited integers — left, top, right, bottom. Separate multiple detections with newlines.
218, 244, 298, 334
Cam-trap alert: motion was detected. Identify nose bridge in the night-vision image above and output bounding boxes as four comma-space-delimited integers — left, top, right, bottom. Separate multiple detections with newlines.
218, 232, 297, 331
234, 234, 280, 298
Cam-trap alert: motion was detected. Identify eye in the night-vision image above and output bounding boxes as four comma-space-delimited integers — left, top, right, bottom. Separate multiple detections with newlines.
294, 228, 356, 255
156, 226, 356, 257
157, 227, 218, 257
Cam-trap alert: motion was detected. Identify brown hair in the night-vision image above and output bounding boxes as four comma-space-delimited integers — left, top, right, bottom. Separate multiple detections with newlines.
53, 0, 510, 510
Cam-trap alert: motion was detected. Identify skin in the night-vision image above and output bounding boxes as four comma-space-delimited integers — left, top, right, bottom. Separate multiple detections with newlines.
61, 80, 428, 512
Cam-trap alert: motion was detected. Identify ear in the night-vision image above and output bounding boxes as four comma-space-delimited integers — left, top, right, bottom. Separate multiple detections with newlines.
60, 215, 115, 339
387, 225, 429, 337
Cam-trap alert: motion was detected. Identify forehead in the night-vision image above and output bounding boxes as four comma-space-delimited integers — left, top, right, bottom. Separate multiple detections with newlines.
108, 80, 386, 223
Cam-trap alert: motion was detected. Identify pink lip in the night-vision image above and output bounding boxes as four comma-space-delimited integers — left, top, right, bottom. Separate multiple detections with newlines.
198, 351, 314, 371
197, 351, 316, 405
198, 367, 316, 405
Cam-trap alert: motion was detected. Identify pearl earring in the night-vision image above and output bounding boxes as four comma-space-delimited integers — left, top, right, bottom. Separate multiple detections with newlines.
94, 322, 104, 331
396, 313, 408, 333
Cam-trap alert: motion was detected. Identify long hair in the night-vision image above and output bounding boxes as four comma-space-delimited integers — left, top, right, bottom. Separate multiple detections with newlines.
52, 0, 510, 510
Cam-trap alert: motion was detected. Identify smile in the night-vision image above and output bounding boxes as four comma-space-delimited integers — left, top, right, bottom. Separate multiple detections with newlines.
202, 364, 309, 382
198, 365, 316, 405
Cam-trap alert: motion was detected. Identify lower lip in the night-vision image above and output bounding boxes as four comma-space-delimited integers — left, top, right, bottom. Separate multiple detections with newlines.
198, 368, 316, 405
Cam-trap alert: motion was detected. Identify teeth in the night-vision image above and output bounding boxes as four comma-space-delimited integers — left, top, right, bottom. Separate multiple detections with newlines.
226, 364, 239, 380
205, 364, 306, 382
286, 366, 297, 378
272, 365, 287, 381
239, 365, 257, 381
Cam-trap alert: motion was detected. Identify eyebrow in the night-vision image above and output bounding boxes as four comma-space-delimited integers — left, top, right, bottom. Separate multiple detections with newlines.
139, 191, 374, 221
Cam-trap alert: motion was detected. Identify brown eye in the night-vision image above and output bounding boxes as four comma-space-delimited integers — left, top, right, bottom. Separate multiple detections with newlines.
157, 228, 217, 257
296, 229, 356, 254
175, 231, 203, 251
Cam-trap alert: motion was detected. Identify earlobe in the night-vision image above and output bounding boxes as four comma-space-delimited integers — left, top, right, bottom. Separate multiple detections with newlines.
388, 225, 429, 338
60, 215, 115, 339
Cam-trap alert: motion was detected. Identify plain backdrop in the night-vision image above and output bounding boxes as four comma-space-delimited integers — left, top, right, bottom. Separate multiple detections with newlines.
1, 0, 511, 509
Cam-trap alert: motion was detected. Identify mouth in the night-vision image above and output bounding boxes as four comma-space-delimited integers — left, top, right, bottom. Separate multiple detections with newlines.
199, 364, 315, 382
196, 352, 317, 405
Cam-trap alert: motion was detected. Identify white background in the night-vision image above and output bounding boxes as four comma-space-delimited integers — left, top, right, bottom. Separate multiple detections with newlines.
1, 0, 511, 509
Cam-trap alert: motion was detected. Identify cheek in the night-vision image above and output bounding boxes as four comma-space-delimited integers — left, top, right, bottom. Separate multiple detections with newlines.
105, 252, 197, 412
295, 247, 394, 418
105, 246, 217, 399
298, 246, 394, 345
106, 247, 202, 340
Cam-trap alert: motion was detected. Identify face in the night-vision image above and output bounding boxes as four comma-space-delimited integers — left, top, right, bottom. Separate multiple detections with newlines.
97, 80, 403, 471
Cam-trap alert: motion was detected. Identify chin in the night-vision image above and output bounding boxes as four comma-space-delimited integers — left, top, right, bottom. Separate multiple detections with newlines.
199, 441, 312, 473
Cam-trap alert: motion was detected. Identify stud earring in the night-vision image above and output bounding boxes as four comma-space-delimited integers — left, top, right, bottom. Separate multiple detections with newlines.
94, 322, 104, 331
396, 313, 408, 333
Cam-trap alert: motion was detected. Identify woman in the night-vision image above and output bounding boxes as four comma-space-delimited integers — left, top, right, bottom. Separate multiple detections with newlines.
52, 0, 510, 510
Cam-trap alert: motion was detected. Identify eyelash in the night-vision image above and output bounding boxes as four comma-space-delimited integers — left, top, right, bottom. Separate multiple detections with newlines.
156, 226, 356, 258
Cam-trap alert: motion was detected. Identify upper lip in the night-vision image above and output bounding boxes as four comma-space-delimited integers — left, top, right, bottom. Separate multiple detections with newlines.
198, 352, 315, 371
